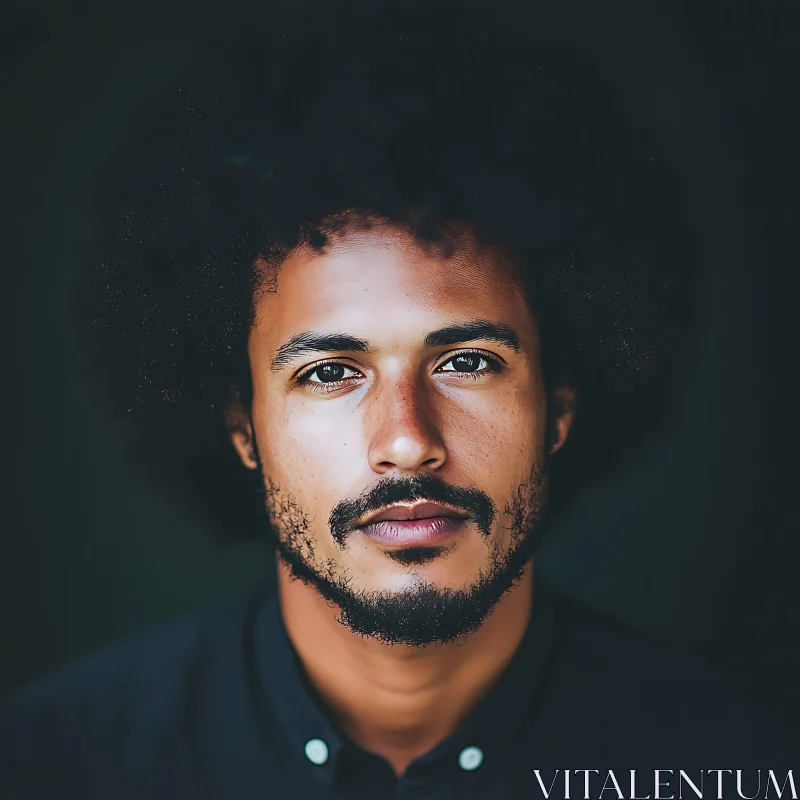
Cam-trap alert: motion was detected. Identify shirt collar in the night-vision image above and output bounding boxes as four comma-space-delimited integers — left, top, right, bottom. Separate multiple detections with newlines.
255, 577, 557, 788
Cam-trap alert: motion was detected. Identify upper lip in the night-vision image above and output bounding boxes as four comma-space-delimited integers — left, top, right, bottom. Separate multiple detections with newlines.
357, 501, 471, 527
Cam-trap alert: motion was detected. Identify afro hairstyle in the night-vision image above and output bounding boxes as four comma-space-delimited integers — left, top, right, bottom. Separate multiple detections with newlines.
84, 0, 708, 541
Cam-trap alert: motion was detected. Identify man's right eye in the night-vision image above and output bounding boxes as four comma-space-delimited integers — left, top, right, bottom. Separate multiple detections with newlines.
301, 362, 361, 384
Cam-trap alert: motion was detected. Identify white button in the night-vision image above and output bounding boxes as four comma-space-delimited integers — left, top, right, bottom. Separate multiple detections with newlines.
304, 738, 329, 765
458, 745, 484, 771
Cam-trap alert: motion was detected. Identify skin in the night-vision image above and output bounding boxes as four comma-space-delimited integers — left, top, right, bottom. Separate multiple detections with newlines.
230, 220, 575, 775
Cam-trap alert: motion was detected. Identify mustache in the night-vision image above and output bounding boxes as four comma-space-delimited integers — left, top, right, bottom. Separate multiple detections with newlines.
328, 473, 496, 547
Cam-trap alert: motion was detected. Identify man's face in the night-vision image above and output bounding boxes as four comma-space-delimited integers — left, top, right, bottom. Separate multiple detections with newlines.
234, 222, 570, 645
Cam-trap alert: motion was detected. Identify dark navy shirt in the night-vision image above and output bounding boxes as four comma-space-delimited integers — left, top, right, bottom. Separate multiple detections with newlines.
0, 581, 795, 799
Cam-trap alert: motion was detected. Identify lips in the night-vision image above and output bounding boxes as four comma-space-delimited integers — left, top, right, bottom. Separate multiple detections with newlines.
357, 501, 471, 548
358, 501, 470, 527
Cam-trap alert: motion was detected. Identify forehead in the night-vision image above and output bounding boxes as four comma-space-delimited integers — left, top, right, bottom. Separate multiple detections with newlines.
254, 225, 532, 337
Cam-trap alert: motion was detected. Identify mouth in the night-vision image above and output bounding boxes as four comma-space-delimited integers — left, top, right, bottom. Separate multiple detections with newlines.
356, 501, 471, 548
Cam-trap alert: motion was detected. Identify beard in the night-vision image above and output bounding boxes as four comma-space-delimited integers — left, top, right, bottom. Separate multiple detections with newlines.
257, 463, 551, 647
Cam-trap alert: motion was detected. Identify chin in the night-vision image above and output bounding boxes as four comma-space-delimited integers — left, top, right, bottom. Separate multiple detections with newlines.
375, 559, 484, 594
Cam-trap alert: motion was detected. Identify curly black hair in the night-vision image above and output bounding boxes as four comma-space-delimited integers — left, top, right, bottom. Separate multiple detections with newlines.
83, 0, 707, 542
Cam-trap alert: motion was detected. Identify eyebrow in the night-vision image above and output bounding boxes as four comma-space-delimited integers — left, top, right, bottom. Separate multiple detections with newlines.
422, 320, 521, 352
270, 319, 521, 370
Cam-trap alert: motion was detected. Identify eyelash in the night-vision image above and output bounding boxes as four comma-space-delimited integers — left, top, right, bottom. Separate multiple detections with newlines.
295, 350, 504, 393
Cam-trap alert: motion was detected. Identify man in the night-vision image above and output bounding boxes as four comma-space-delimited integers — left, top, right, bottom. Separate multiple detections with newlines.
1, 1, 794, 798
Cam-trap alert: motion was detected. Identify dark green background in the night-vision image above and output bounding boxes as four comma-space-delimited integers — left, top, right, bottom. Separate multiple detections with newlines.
2, 0, 797, 715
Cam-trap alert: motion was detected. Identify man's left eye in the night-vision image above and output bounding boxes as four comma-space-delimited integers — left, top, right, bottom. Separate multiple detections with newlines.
439, 353, 490, 373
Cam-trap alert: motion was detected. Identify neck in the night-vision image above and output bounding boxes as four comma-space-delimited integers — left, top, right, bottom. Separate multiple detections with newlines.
277, 557, 535, 777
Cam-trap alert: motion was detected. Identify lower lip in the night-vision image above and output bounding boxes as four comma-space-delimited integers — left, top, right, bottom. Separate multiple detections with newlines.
360, 517, 468, 547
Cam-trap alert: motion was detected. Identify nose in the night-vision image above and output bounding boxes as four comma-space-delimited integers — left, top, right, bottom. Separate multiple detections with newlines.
366, 373, 447, 475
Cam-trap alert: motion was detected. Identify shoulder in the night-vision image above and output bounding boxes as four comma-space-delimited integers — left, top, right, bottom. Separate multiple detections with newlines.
0, 586, 267, 797
540, 585, 797, 767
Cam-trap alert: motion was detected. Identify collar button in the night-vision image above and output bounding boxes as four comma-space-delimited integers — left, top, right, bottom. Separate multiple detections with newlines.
304, 738, 329, 765
458, 746, 484, 772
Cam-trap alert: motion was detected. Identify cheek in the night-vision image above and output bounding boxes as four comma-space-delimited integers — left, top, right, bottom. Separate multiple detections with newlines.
444, 384, 546, 476
253, 392, 363, 502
